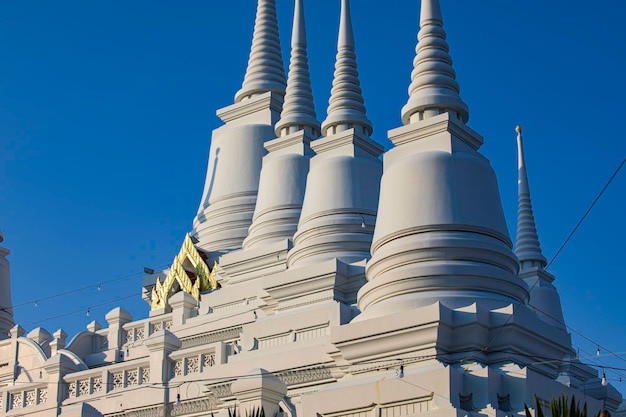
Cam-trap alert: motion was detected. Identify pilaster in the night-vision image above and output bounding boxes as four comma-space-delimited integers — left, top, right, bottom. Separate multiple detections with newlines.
43, 354, 82, 414
231, 368, 287, 417
169, 291, 197, 327
0, 234, 14, 337
144, 330, 182, 385
105, 307, 133, 363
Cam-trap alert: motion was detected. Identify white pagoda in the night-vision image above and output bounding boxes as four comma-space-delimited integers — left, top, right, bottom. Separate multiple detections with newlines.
0, 1, 622, 417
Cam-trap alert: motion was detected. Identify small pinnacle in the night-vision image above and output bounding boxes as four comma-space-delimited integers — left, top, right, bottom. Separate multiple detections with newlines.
321, 0, 372, 136
274, 0, 320, 137
515, 127, 547, 268
235, 0, 287, 103
401, 0, 469, 125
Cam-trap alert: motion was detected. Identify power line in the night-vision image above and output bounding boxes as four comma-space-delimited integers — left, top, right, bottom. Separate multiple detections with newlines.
6, 347, 626, 386
10, 259, 625, 387
3, 157, 624, 392
476, 155, 626, 358
547, 156, 625, 269
1, 263, 170, 314
22, 293, 140, 326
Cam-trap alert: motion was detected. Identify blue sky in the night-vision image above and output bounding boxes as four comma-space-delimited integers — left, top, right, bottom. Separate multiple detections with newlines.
1, 0, 625, 393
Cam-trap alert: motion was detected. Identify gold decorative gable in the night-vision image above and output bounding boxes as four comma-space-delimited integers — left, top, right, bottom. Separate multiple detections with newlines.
150, 233, 219, 310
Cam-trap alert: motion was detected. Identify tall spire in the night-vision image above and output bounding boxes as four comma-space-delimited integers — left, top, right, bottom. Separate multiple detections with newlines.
274, 0, 320, 137
356, 0, 528, 322
401, 0, 469, 125
515, 126, 547, 268
192, 0, 286, 257
235, 0, 287, 103
0, 230, 15, 338
321, 0, 372, 137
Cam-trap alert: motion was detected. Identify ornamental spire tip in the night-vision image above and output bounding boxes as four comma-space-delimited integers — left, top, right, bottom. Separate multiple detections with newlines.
235, 0, 287, 103
515, 127, 547, 268
275, 0, 320, 137
321, 0, 372, 137
401, 0, 469, 125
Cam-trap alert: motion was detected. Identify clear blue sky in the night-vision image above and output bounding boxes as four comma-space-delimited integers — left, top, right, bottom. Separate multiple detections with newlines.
1, 0, 625, 393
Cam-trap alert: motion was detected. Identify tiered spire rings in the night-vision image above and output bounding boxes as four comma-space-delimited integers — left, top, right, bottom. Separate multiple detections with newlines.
515, 125, 548, 268
235, 0, 287, 103
321, 0, 372, 137
401, 0, 469, 125
274, 0, 320, 137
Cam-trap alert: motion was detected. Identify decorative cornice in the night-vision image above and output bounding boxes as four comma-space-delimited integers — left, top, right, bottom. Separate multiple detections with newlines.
217, 91, 284, 123
310, 128, 383, 158
275, 366, 334, 386
388, 112, 483, 150
105, 396, 220, 417
207, 381, 235, 399
170, 397, 220, 417
264, 130, 314, 153
179, 327, 243, 349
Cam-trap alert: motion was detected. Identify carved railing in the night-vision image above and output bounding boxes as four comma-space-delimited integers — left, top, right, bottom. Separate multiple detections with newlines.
172, 352, 216, 378
109, 367, 150, 391
5, 385, 47, 411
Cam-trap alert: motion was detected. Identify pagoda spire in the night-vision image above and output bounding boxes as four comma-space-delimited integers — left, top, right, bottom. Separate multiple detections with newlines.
514, 126, 568, 330
401, 0, 469, 125
0, 230, 15, 338
321, 0, 372, 137
274, 0, 320, 137
192, 0, 286, 257
235, 0, 287, 103
515, 126, 547, 269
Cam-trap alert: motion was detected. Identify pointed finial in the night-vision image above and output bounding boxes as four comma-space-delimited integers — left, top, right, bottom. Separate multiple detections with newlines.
235, 0, 287, 103
515, 125, 547, 268
401, 0, 469, 125
321, 0, 373, 137
275, 0, 320, 137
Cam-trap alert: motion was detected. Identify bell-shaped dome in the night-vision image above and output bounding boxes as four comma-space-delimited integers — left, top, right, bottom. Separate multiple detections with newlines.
357, 114, 528, 321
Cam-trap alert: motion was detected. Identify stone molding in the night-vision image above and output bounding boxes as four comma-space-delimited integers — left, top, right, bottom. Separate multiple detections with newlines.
180, 327, 242, 350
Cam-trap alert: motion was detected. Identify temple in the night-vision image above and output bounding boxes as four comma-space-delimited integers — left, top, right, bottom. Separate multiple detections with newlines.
0, 1, 623, 417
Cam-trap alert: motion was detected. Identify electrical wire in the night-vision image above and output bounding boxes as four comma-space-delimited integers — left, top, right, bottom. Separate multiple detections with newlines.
6, 295, 626, 403
5, 263, 171, 312
6, 347, 626, 387
6, 262, 625, 396
22, 293, 140, 327
546, 156, 625, 269
2, 157, 623, 393
527, 304, 626, 381
0, 346, 590, 375
474, 156, 625, 360
7, 259, 626, 389
7, 150, 622, 342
